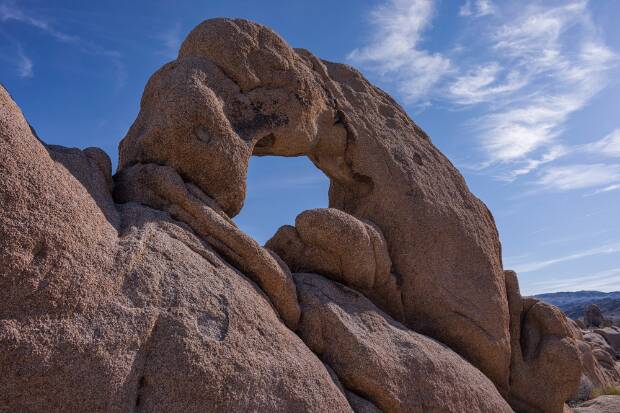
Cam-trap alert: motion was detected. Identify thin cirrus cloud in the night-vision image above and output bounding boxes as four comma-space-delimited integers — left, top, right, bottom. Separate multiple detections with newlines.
347, 0, 451, 102
456, 1, 617, 171
349, 0, 618, 191
535, 164, 620, 192
158, 23, 183, 60
509, 241, 620, 273
585, 129, 620, 158
15, 44, 32, 78
524, 267, 620, 294
459, 0, 496, 18
0, 1, 126, 89
0, 1, 78, 43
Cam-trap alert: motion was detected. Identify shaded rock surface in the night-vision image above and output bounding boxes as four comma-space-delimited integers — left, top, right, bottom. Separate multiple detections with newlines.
575, 328, 620, 399
585, 304, 611, 329
293, 272, 513, 413
504, 271, 581, 413
593, 327, 620, 356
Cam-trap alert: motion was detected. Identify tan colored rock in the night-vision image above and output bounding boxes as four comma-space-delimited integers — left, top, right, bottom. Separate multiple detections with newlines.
7, 16, 602, 412
118, 19, 329, 218
294, 272, 514, 413
119, 17, 510, 388
0, 84, 352, 412
114, 163, 300, 329
579, 330, 620, 391
266, 208, 403, 319
594, 327, 620, 355
573, 395, 620, 413
504, 270, 582, 413
585, 304, 610, 328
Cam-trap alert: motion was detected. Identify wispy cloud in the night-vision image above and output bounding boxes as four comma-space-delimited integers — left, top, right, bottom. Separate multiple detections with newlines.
525, 267, 620, 294
15, 44, 32, 78
0, 1, 78, 42
157, 23, 183, 60
473, 1, 617, 168
459, 0, 496, 18
348, 0, 451, 101
585, 129, 620, 158
535, 163, 620, 192
0, 1, 126, 89
497, 146, 567, 181
351, 0, 618, 184
509, 242, 620, 273
447, 62, 527, 105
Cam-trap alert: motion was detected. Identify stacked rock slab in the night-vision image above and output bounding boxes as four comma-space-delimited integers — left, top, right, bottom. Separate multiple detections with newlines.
293, 272, 513, 413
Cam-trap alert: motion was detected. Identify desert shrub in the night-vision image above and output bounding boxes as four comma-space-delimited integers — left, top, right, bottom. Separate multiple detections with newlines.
591, 385, 620, 398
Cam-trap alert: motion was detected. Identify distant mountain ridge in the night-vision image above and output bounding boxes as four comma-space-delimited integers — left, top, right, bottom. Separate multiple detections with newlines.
534, 291, 620, 321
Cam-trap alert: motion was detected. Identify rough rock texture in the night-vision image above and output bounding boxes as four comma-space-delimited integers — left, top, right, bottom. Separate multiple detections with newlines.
503, 270, 582, 413
593, 327, 620, 356
118, 17, 510, 389
585, 304, 610, 328
266, 208, 403, 319
114, 163, 300, 330
293, 272, 513, 413
573, 395, 620, 413
3, 17, 612, 412
0, 85, 352, 412
577, 329, 620, 394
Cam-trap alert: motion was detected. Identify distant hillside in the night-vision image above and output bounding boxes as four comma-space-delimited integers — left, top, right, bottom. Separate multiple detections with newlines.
534, 291, 620, 321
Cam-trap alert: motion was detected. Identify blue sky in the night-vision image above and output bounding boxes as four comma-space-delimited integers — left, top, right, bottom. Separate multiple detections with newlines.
1, 0, 618, 294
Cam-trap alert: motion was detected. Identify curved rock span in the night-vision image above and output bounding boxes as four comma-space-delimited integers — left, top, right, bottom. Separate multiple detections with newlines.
1, 18, 616, 413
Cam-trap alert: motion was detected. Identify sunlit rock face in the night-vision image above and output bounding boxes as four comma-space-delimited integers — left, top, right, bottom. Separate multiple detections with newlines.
118, 18, 512, 390
0, 18, 602, 413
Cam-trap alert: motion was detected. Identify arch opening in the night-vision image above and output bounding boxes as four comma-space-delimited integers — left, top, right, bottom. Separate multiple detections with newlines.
233, 155, 330, 245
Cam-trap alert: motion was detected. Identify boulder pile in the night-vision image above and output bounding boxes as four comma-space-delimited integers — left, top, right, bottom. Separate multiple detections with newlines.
1, 18, 618, 413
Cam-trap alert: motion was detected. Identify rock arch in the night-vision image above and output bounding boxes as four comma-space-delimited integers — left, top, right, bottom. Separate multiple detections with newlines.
116, 18, 511, 389
0, 17, 592, 412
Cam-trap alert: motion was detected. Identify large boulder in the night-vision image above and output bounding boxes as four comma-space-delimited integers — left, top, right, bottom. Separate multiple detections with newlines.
118, 17, 510, 389
593, 327, 620, 356
0, 84, 352, 412
579, 330, 620, 391
293, 272, 513, 413
504, 271, 582, 412
585, 304, 610, 328
266, 208, 403, 319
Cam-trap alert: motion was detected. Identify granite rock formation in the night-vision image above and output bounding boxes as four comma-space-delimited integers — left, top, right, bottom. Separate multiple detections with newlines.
573, 395, 620, 413
1, 17, 616, 413
118, 17, 510, 390
585, 304, 611, 329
